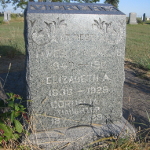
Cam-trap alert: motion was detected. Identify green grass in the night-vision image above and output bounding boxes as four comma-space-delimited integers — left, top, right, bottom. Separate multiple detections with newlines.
0, 15, 3, 24
126, 23, 150, 70
0, 16, 150, 70
0, 16, 25, 57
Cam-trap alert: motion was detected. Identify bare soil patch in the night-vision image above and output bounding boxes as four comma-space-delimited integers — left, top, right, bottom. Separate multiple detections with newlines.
0, 55, 25, 74
125, 59, 150, 81
123, 65, 150, 129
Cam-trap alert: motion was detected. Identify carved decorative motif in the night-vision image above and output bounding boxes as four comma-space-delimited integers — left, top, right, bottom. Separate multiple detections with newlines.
30, 20, 36, 27
30, 17, 67, 45
93, 18, 112, 33
44, 17, 67, 31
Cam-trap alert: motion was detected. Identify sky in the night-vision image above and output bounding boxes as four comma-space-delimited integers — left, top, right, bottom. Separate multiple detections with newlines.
0, 0, 150, 17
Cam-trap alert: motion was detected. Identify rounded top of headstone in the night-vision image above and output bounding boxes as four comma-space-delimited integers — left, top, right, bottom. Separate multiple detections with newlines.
129, 12, 137, 14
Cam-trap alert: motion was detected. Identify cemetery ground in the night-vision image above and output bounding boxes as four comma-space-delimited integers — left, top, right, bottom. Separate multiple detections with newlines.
0, 16, 150, 149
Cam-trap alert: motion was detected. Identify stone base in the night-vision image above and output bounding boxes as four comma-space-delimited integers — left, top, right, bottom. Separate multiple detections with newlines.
3, 19, 9, 22
24, 117, 135, 150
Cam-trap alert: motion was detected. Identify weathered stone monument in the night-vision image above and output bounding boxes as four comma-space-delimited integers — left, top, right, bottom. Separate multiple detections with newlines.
24, 2, 135, 149
128, 12, 137, 24
3, 11, 11, 22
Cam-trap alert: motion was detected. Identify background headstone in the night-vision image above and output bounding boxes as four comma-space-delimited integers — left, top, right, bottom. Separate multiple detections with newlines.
3, 11, 8, 22
143, 13, 146, 22
3, 11, 11, 22
128, 12, 137, 24
7, 11, 11, 21
141, 16, 143, 20
24, 2, 135, 149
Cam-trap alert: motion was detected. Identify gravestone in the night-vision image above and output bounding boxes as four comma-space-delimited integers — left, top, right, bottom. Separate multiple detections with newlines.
141, 16, 143, 21
3, 11, 11, 22
24, 2, 135, 149
3, 12, 8, 22
128, 12, 137, 24
143, 13, 146, 22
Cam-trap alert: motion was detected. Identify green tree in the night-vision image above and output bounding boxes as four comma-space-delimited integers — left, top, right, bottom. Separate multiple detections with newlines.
0, 0, 119, 11
0, 0, 27, 10
0, 0, 63, 10
104, 0, 119, 8
12, 0, 34, 10
0, 0, 8, 10
74, 0, 100, 3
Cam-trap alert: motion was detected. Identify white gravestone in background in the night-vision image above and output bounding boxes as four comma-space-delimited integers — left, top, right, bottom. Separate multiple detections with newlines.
129, 12, 137, 24
3, 11, 11, 22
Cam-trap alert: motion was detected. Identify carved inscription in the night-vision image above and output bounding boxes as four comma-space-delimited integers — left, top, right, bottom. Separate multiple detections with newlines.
87, 86, 108, 94
47, 74, 110, 85
26, 9, 125, 129
48, 86, 108, 97
49, 88, 73, 97
60, 33, 96, 41
29, 3, 119, 13
50, 113, 103, 125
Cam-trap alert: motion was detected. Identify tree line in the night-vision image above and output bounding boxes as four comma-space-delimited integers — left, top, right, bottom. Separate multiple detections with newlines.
0, 0, 119, 11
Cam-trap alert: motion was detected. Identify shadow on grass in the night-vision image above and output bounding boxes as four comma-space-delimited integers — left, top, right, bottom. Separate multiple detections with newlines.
123, 108, 150, 129
0, 71, 26, 98
123, 108, 150, 140
0, 45, 23, 58
125, 60, 150, 75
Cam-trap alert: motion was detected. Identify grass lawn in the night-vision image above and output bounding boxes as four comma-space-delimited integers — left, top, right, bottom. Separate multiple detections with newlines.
0, 16, 25, 57
126, 23, 150, 70
0, 16, 150, 70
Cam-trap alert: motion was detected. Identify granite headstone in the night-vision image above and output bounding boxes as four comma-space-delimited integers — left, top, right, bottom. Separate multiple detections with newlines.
24, 2, 135, 149
128, 12, 137, 24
